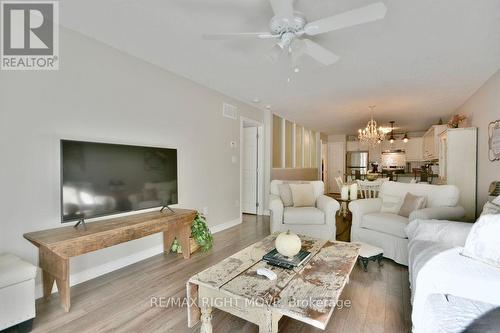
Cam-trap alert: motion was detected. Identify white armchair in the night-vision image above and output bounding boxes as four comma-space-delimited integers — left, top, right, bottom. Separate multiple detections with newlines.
349, 181, 465, 265
0, 254, 38, 332
269, 180, 340, 240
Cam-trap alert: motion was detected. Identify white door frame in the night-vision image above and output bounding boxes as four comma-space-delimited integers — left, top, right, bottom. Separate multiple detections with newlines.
328, 141, 346, 194
240, 116, 265, 216
321, 141, 328, 193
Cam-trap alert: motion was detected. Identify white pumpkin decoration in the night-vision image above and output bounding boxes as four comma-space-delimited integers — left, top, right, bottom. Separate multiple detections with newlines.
275, 230, 302, 257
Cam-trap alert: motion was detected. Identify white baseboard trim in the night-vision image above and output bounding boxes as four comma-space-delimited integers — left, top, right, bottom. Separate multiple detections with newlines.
209, 216, 242, 234
35, 216, 243, 299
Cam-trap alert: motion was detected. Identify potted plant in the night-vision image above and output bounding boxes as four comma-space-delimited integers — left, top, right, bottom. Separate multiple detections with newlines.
170, 213, 213, 254
448, 114, 467, 128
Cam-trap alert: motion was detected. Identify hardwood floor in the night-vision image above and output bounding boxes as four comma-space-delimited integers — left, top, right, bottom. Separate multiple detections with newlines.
23, 214, 411, 333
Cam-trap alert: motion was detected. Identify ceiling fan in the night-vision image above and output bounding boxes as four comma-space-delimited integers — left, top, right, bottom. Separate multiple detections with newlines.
203, 0, 387, 67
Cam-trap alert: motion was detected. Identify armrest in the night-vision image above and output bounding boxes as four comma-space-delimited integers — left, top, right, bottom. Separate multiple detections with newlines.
349, 198, 382, 229
405, 219, 472, 247
409, 206, 466, 222
412, 248, 500, 330
269, 194, 284, 233
316, 195, 340, 226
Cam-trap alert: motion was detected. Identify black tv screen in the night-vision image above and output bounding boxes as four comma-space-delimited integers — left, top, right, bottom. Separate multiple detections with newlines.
61, 140, 178, 222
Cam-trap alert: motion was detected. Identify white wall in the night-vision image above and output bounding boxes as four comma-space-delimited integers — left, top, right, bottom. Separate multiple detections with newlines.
0, 28, 267, 291
455, 68, 500, 211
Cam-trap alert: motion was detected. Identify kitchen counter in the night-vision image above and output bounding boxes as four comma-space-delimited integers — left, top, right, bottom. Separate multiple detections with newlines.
396, 173, 438, 177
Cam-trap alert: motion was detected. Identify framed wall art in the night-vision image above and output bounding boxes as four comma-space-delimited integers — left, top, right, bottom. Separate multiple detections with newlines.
489, 119, 500, 161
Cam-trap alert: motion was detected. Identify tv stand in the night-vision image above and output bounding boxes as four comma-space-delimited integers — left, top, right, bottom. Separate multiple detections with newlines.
160, 205, 175, 214
73, 219, 87, 230
24, 209, 196, 312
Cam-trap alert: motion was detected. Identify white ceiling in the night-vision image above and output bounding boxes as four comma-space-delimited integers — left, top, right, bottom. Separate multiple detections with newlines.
59, 0, 500, 134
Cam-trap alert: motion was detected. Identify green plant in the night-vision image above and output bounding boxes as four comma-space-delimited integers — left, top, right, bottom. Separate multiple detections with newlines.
170, 213, 213, 253
191, 213, 213, 252
170, 239, 182, 253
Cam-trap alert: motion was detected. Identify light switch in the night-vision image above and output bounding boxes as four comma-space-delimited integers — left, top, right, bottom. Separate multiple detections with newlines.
231, 155, 238, 163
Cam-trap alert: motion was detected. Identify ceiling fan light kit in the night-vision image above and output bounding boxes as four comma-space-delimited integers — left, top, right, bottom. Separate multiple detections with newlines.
204, 0, 388, 70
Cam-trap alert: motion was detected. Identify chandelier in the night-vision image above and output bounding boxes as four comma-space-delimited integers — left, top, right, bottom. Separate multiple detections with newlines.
358, 106, 385, 147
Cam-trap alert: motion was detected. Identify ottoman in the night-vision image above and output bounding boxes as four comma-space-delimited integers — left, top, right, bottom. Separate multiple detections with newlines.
0, 253, 38, 332
357, 242, 384, 272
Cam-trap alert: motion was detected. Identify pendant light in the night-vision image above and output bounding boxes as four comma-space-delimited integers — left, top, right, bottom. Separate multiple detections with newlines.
389, 121, 395, 144
403, 133, 409, 143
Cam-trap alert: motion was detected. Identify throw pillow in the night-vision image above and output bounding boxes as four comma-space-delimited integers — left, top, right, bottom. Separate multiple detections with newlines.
399, 193, 427, 218
492, 195, 500, 205
480, 201, 500, 216
380, 194, 403, 214
462, 214, 500, 268
289, 183, 316, 207
278, 184, 294, 207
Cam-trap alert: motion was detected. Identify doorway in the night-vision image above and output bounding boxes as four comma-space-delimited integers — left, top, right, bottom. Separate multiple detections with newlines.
328, 141, 346, 194
240, 117, 264, 215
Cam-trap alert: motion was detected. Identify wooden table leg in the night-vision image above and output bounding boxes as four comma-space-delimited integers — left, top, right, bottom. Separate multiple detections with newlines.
163, 223, 191, 259
41, 269, 55, 299
39, 246, 70, 312
163, 229, 176, 254
259, 312, 281, 333
179, 223, 191, 259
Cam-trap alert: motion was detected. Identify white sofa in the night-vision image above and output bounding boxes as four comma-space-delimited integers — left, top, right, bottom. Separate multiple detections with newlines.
349, 181, 465, 265
269, 180, 340, 240
406, 219, 500, 333
0, 254, 38, 332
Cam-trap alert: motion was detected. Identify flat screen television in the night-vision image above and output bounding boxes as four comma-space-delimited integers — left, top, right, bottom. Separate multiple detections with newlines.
61, 140, 178, 223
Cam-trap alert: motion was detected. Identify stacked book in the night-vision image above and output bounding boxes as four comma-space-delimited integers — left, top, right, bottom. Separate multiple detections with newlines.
263, 248, 312, 270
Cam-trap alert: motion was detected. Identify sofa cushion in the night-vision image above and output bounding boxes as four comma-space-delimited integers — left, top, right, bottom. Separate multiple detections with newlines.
480, 201, 500, 216
289, 184, 316, 207
278, 184, 294, 207
421, 294, 497, 333
284, 207, 325, 225
361, 212, 409, 238
462, 214, 500, 268
380, 193, 403, 214
270, 180, 324, 200
0, 254, 38, 289
408, 239, 453, 296
379, 181, 459, 208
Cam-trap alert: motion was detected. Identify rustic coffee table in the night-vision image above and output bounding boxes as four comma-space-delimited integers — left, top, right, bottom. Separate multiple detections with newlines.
187, 234, 360, 332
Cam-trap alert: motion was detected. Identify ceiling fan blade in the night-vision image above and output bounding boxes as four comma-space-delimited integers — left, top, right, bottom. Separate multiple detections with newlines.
304, 2, 387, 36
203, 32, 279, 40
302, 39, 339, 66
270, 0, 294, 18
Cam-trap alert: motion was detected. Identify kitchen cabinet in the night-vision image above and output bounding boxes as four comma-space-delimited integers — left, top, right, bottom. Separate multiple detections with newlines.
423, 125, 448, 160
438, 128, 477, 221
346, 140, 360, 152
405, 137, 423, 161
